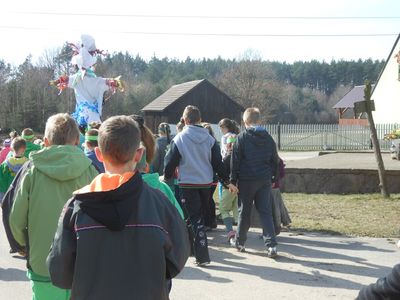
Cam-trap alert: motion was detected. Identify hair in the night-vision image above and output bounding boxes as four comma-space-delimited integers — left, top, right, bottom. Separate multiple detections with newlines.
129, 115, 155, 163
158, 122, 171, 143
201, 122, 215, 139
99, 115, 141, 165
88, 121, 101, 130
218, 118, 240, 134
85, 128, 99, 148
21, 128, 35, 141
183, 105, 201, 124
45, 113, 80, 146
243, 107, 261, 125
9, 131, 19, 139
176, 118, 185, 133
11, 137, 26, 154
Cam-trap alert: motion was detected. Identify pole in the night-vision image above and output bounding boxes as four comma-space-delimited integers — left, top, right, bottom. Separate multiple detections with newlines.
364, 80, 390, 198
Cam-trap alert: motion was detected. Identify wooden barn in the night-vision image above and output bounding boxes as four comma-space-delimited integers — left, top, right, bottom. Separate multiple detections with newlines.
142, 79, 244, 132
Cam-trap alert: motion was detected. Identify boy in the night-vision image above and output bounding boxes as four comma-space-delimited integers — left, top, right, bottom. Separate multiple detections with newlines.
47, 116, 190, 300
230, 107, 279, 257
0, 138, 11, 164
0, 137, 28, 203
164, 105, 237, 266
83, 128, 105, 173
10, 113, 98, 300
21, 128, 42, 158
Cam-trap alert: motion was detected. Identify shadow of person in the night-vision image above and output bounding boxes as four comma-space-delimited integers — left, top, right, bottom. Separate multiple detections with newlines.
0, 267, 28, 282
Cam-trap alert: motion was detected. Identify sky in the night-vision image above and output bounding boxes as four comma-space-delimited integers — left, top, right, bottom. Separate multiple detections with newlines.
1, 0, 399, 66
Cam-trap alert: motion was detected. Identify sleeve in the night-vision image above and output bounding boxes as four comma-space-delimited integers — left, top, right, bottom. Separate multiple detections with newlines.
270, 140, 279, 183
230, 134, 242, 185
47, 199, 77, 289
152, 141, 162, 175
210, 141, 229, 184
357, 263, 400, 299
160, 182, 184, 219
163, 141, 181, 180
164, 204, 190, 279
9, 171, 31, 247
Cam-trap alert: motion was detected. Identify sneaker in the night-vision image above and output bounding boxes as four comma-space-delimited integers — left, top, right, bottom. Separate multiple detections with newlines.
266, 246, 278, 258
195, 260, 210, 267
236, 244, 246, 252
227, 230, 236, 243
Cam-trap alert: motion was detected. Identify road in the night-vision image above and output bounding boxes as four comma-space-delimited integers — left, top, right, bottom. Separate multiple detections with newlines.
1, 224, 399, 300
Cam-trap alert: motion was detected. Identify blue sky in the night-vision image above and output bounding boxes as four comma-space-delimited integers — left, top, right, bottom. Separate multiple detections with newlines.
1, 0, 399, 65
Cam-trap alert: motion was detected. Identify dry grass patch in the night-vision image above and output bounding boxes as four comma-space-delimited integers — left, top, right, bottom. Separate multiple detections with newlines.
283, 193, 400, 238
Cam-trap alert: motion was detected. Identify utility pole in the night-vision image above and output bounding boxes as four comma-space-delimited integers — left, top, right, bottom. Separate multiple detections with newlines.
355, 80, 389, 198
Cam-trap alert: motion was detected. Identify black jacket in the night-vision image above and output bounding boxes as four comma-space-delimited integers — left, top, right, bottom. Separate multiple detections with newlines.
357, 263, 400, 299
153, 136, 171, 176
47, 173, 190, 300
230, 127, 278, 185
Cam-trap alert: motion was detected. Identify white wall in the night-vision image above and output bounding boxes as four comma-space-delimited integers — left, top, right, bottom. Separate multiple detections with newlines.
372, 39, 400, 123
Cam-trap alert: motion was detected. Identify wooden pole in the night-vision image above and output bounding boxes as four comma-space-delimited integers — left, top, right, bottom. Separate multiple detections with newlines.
364, 80, 390, 198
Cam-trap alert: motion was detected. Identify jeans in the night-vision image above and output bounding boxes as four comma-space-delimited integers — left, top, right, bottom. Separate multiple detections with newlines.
236, 180, 277, 248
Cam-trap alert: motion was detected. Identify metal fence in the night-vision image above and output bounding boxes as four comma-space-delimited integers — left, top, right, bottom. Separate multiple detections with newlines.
169, 123, 400, 151
263, 123, 400, 151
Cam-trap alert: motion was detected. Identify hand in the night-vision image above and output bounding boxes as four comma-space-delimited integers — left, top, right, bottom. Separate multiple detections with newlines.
228, 183, 239, 194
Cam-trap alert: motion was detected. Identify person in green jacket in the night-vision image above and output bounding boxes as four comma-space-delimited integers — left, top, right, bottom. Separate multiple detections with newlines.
0, 137, 28, 203
21, 128, 42, 158
10, 113, 98, 300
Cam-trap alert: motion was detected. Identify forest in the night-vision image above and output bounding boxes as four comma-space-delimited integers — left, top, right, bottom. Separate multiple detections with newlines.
0, 45, 384, 132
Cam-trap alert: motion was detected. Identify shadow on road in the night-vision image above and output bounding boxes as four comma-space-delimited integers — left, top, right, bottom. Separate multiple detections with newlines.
0, 267, 27, 282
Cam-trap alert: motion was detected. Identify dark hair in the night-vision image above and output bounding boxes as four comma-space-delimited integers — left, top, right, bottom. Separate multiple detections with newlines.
88, 121, 101, 130
11, 137, 26, 154
218, 118, 240, 134
183, 105, 201, 124
99, 116, 141, 165
85, 128, 99, 148
129, 115, 155, 163
158, 122, 171, 143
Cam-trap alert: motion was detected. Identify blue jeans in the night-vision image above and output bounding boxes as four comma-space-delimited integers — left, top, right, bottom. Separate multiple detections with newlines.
236, 180, 277, 248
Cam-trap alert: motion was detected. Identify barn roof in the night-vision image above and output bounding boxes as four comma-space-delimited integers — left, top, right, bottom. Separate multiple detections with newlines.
333, 85, 375, 109
142, 79, 205, 112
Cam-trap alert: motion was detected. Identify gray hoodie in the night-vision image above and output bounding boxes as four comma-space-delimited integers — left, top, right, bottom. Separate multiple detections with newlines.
173, 125, 215, 185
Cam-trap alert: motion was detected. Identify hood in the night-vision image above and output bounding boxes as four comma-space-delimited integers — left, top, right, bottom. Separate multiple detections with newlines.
74, 172, 142, 231
182, 125, 212, 144
30, 145, 92, 181
246, 127, 271, 146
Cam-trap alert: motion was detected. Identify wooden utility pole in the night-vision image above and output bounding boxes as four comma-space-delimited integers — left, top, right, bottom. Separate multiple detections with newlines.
355, 80, 390, 198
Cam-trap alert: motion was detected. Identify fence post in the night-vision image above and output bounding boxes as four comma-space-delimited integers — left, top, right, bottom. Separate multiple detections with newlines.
277, 122, 281, 150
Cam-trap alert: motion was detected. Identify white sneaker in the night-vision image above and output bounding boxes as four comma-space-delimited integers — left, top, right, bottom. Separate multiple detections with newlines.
267, 247, 277, 258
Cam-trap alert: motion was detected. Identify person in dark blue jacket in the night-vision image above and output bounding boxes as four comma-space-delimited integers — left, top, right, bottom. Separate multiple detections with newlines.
83, 129, 105, 173
230, 107, 279, 258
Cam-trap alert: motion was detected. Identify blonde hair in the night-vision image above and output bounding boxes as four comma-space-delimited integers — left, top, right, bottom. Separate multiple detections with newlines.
243, 107, 261, 125
45, 113, 80, 146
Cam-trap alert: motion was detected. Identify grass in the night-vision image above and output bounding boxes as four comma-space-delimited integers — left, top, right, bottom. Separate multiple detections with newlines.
283, 193, 400, 238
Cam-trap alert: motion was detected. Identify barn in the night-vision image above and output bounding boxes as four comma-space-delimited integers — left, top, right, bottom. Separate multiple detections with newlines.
141, 79, 244, 132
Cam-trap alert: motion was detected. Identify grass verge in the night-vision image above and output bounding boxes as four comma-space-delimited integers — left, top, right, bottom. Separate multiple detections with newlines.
283, 193, 400, 238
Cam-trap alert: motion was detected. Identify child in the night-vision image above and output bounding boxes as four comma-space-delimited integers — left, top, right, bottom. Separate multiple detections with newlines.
9, 113, 98, 300
83, 128, 105, 173
0, 138, 28, 204
152, 123, 172, 176
218, 118, 240, 243
0, 138, 11, 164
230, 107, 279, 258
21, 128, 42, 158
47, 115, 189, 300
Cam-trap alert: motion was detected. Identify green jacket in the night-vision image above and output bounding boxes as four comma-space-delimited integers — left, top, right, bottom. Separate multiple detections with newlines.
10, 145, 98, 276
0, 156, 29, 193
142, 173, 184, 219
25, 141, 42, 158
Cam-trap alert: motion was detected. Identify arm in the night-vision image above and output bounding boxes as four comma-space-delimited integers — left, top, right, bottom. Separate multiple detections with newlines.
47, 199, 77, 289
152, 141, 162, 175
9, 171, 31, 247
357, 263, 400, 299
163, 141, 181, 180
230, 134, 242, 186
211, 142, 238, 193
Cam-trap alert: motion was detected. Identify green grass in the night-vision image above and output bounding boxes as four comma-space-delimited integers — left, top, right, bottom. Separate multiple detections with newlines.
283, 193, 400, 238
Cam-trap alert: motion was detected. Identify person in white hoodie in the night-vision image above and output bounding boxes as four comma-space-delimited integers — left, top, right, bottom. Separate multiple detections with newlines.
164, 105, 238, 266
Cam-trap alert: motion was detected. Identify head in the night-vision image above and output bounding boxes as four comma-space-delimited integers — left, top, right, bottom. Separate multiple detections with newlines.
176, 118, 185, 133
11, 137, 26, 157
201, 122, 215, 138
182, 105, 201, 125
129, 115, 155, 164
9, 131, 19, 140
84, 129, 99, 151
22, 128, 35, 142
44, 113, 80, 147
243, 107, 261, 127
219, 118, 240, 135
88, 121, 101, 130
158, 122, 171, 136
3, 138, 11, 148
96, 115, 143, 173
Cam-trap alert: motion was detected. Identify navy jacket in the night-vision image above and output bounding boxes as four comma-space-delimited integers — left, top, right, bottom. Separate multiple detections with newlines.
230, 127, 278, 185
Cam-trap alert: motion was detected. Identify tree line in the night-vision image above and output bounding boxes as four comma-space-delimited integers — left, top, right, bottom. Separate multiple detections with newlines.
0, 46, 384, 132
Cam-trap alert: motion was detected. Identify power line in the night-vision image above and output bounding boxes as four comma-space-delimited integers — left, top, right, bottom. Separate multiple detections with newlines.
0, 26, 398, 37
10, 11, 400, 20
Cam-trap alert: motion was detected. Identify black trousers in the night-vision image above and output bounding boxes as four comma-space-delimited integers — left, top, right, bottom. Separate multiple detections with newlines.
180, 188, 211, 264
